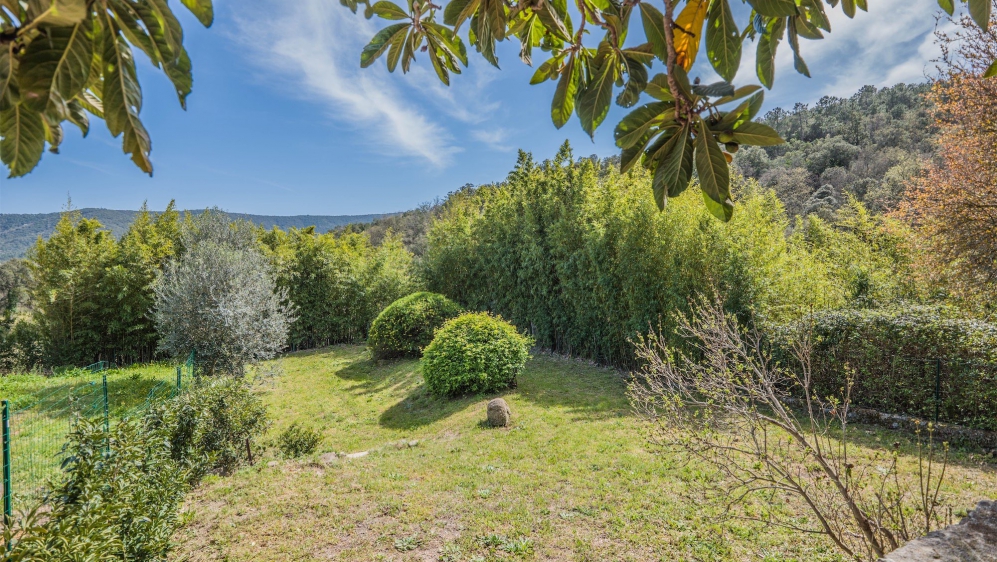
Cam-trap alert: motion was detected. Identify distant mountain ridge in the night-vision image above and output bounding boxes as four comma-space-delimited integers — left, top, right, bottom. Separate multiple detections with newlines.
0, 208, 386, 261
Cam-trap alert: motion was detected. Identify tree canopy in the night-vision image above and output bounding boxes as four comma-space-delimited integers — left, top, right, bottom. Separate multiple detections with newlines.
0, 0, 213, 177
351, 0, 996, 220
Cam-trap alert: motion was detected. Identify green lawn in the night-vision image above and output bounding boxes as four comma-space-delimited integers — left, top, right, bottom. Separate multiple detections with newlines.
173, 346, 997, 562
0, 362, 179, 503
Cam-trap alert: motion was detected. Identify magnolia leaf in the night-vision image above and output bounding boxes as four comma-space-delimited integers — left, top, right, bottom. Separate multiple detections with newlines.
616, 56, 648, 108
673, 0, 709, 71
840, 0, 856, 18
0, 46, 15, 109
18, 21, 94, 113
385, 23, 409, 71
615, 101, 672, 149
756, 17, 786, 88
535, 0, 570, 41
426, 23, 468, 66
163, 46, 192, 108
639, 3, 669, 62
731, 121, 784, 146
983, 57, 997, 78
577, 43, 617, 138
695, 117, 733, 221
746, 0, 798, 17
691, 81, 735, 97
42, 110, 63, 151
794, 14, 824, 39
530, 56, 561, 85
653, 124, 694, 206
968, 0, 991, 30
101, 23, 153, 174
361, 23, 409, 68
799, 0, 831, 31
66, 98, 89, 136
1, 104, 46, 177
372, 1, 409, 20
108, 0, 161, 66
713, 84, 762, 105
26, 0, 87, 27
180, 0, 213, 27
444, 0, 479, 29
426, 37, 451, 85
78, 89, 103, 117
644, 73, 676, 101
788, 19, 810, 77
705, 0, 741, 82
551, 55, 578, 129
936, 0, 954, 16
620, 134, 651, 174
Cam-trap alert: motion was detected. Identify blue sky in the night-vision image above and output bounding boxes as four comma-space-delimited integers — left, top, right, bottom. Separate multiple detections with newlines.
1, 0, 947, 215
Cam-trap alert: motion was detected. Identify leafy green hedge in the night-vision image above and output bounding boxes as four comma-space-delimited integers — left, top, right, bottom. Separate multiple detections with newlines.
779, 306, 997, 431
368, 292, 464, 359
422, 313, 532, 397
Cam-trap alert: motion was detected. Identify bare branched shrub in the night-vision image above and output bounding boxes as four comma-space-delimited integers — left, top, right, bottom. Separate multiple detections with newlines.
628, 296, 950, 561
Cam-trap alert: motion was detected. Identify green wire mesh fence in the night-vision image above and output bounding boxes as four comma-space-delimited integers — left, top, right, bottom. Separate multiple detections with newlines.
1, 350, 196, 523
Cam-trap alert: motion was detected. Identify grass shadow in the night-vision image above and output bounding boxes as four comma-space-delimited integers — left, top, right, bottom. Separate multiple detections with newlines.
333, 356, 421, 397
378, 384, 482, 430
513, 353, 632, 421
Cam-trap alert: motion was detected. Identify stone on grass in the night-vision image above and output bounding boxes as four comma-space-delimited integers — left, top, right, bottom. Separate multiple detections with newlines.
487, 398, 511, 427
881, 499, 997, 562
345, 451, 368, 459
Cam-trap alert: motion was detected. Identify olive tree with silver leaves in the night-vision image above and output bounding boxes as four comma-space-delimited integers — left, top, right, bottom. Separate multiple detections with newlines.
153, 211, 295, 376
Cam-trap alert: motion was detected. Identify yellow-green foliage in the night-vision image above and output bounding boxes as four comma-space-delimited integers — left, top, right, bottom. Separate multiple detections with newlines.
260, 227, 416, 348
422, 145, 914, 366
792, 196, 920, 306
422, 312, 532, 397
368, 292, 464, 359
25, 203, 181, 367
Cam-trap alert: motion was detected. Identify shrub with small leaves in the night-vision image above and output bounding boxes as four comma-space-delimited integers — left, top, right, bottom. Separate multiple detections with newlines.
3, 417, 192, 561
422, 312, 532, 397
368, 292, 464, 359
151, 376, 270, 477
278, 422, 322, 458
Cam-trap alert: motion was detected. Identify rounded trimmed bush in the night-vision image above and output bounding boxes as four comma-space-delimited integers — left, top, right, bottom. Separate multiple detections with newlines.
422, 312, 532, 397
368, 292, 464, 359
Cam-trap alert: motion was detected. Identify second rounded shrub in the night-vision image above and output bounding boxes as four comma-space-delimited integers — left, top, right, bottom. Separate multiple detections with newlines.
368, 292, 464, 359
422, 312, 532, 397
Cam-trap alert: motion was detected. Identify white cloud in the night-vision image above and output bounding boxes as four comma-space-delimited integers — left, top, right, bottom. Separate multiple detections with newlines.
472, 128, 514, 151
789, 0, 940, 97
694, 0, 946, 107
232, 0, 460, 167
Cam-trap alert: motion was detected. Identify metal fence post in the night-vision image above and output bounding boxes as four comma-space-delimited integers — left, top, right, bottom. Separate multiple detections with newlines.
934, 358, 942, 425
102, 374, 109, 454
177, 366, 182, 393
2, 400, 11, 527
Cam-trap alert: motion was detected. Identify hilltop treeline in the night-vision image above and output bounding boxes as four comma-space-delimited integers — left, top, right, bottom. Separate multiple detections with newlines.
738, 83, 934, 217
0, 207, 413, 371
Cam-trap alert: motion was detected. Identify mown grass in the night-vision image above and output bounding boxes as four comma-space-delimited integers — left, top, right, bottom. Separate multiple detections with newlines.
173, 346, 997, 562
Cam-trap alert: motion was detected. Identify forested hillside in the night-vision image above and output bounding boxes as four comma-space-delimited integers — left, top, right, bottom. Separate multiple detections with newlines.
0, 208, 386, 261
738, 83, 935, 216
